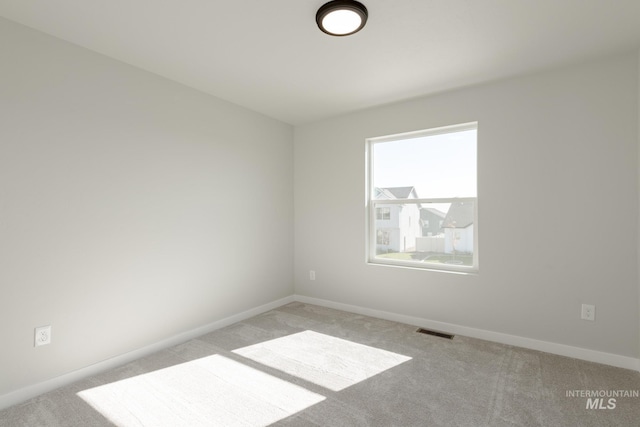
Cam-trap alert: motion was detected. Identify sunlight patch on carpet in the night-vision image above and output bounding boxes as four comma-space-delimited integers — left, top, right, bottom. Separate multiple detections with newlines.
78, 355, 325, 427
233, 330, 412, 391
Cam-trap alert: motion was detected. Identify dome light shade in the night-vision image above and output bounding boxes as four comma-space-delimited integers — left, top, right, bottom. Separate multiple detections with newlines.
316, 1, 368, 36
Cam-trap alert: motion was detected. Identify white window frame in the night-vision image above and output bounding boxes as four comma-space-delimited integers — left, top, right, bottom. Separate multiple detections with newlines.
365, 122, 479, 273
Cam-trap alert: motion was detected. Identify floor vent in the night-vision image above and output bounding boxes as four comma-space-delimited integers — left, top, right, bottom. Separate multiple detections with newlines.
416, 328, 454, 339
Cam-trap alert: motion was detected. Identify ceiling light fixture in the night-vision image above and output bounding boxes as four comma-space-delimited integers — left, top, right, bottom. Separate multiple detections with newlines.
316, 1, 368, 37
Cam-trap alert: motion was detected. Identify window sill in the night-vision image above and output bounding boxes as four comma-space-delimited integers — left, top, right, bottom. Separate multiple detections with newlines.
367, 258, 478, 276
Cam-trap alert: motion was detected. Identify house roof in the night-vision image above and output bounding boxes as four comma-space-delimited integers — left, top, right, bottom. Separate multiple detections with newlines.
378, 187, 418, 199
374, 188, 395, 200
421, 208, 446, 219
442, 201, 474, 229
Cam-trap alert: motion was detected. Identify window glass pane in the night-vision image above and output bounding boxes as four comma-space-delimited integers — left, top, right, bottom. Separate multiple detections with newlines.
374, 201, 475, 267
372, 129, 476, 199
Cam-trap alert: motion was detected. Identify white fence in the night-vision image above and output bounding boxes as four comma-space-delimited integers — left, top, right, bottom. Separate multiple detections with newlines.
416, 235, 445, 253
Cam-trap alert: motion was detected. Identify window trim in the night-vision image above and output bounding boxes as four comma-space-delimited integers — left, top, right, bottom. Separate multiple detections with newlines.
365, 122, 479, 273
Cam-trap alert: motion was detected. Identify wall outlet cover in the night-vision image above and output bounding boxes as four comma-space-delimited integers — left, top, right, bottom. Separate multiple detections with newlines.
581, 304, 595, 321
35, 325, 52, 347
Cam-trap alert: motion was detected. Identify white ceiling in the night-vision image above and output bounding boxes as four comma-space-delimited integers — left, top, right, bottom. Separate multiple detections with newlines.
1, 1, 640, 125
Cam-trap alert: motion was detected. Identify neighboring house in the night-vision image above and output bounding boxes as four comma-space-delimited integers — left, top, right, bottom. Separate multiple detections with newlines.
416, 207, 447, 253
420, 207, 446, 236
442, 201, 474, 254
374, 186, 422, 253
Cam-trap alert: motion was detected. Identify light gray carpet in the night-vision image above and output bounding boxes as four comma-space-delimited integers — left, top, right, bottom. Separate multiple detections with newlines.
1, 302, 639, 426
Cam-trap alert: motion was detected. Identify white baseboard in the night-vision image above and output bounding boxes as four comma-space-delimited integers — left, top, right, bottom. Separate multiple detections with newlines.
294, 295, 640, 372
0, 295, 295, 411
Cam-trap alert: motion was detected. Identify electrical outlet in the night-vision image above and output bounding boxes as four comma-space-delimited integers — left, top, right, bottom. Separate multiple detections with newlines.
35, 325, 52, 347
310, 270, 316, 280
581, 304, 595, 321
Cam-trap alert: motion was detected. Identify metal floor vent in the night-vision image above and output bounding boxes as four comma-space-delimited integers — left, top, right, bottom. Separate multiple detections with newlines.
416, 328, 454, 339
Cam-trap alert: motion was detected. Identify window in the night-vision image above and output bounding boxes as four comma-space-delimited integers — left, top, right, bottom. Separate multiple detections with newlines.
366, 122, 478, 272
376, 230, 390, 245
376, 207, 391, 220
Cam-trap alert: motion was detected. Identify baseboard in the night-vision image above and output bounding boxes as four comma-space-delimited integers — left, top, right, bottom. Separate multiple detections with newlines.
0, 295, 295, 411
294, 295, 640, 372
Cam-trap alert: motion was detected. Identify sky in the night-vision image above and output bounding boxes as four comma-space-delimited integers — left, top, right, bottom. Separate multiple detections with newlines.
372, 128, 477, 200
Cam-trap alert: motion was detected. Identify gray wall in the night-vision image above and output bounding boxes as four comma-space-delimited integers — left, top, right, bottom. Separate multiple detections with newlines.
294, 52, 640, 359
0, 18, 294, 396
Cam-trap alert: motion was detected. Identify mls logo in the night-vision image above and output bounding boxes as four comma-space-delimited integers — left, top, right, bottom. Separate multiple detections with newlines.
586, 398, 616, 410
